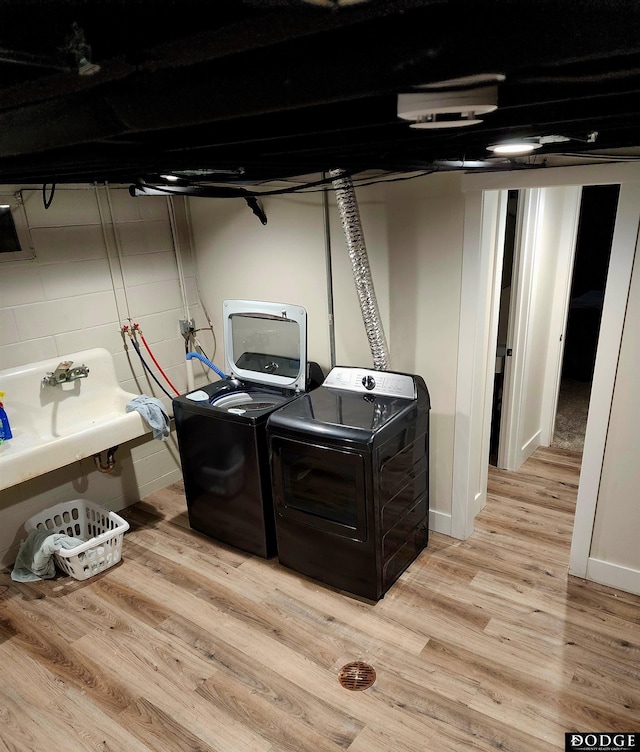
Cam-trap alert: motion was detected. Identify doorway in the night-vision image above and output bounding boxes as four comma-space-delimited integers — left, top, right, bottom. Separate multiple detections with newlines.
452, 170, 640, 554
488, 184, 619, 470
489, 189, 518, 465
552, 185, 620, 453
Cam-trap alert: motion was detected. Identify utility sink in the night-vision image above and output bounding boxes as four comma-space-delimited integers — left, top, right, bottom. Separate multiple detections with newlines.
0, 348, 151, 491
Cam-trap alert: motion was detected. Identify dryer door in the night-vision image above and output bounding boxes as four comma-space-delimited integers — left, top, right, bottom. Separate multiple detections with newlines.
271, 437, 369, 542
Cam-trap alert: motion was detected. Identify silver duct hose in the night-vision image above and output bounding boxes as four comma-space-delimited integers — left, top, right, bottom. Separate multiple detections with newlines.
329, 168, 390, 370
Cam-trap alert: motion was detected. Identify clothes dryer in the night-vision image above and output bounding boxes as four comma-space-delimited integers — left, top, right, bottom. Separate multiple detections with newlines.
267, 366, 430, 600
173, 300, 322, 558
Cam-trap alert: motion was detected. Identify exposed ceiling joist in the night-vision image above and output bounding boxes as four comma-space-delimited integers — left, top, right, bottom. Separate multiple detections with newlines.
0, 0, 639, 186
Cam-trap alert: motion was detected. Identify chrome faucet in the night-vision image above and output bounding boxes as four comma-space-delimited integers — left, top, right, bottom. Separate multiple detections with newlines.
42, 361, 90, 386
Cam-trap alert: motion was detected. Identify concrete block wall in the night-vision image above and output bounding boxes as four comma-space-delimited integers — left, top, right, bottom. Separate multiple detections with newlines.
0, 185, 212, 568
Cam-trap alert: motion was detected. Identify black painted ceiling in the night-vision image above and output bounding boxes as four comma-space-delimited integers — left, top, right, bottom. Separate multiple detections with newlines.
1, 0, 640, 187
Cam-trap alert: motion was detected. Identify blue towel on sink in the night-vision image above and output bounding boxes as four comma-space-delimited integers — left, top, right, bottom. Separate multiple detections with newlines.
11, 529, 85, 582
126, 395, 170, 440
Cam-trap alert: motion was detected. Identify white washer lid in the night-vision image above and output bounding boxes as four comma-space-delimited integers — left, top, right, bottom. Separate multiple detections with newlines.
223, 299, 307, 392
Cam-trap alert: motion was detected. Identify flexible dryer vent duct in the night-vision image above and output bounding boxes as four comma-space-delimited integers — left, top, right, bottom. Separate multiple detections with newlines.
329, 169, 390, 370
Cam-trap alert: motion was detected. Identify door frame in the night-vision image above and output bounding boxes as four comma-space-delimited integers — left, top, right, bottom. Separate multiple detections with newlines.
538, 186, 583, 446
568, 180, 640, 577
497, 185, 583, 467
452, 163, 640, 580
497, 187, 543, 470
451, 189, 507, 539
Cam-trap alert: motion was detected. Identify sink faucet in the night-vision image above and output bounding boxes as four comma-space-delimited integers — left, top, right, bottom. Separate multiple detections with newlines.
42, 361, 90, 386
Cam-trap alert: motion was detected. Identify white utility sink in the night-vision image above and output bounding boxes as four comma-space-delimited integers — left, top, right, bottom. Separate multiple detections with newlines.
0, 348, 151, 491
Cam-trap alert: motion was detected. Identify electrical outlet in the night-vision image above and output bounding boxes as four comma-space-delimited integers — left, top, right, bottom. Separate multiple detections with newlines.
179, 318, 195, 335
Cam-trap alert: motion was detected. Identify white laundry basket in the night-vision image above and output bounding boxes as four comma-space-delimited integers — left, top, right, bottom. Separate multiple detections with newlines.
25, 499, 130, 581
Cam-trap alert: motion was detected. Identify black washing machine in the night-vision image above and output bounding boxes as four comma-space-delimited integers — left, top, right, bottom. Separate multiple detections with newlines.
267, 366, 430, 600
173, 299, 322, 558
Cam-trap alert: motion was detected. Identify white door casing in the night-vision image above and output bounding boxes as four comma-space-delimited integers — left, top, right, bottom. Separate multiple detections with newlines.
568, 180, 640, 578
497, 188, 543, 470
539, 186, 583, 446
451, 189, 507, 539
497, 185, 583, 468
454, 164, 640, 595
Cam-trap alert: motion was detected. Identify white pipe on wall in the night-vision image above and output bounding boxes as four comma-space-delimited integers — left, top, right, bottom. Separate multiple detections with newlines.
166, 196, 191, 322
322, 175, 337, 369
104, 183, 134, 321
166, 196, 195, 391
94, 183, 130, 326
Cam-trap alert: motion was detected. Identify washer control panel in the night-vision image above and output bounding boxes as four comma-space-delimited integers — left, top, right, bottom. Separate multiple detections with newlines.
323, 367, 416, 399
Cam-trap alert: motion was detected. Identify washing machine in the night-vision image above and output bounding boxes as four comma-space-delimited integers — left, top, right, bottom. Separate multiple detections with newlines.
267, 366, 430, 600
173, 299, 322, 558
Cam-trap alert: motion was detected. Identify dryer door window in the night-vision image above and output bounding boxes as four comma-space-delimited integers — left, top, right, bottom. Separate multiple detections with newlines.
272, 438, 368, 541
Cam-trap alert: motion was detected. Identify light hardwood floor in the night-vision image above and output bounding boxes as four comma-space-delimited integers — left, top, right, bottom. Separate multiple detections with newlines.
1, 446, 638, 751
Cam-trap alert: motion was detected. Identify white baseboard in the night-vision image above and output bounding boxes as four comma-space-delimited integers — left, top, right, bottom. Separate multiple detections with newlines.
429, 509, 452, 536
586, 557, 640, 596
519, 429, 541, 466
129, 469, 183, 507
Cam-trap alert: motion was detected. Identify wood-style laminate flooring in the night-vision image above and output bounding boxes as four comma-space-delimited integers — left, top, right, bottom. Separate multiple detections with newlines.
1, 446, 638, 751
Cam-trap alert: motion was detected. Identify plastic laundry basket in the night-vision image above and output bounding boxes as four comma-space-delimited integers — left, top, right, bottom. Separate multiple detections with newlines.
25, 499, 130, 581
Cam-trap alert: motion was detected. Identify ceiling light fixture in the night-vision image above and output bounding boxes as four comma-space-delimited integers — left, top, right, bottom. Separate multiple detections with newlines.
418, 73, 506, 89
487, 140, 543, 155
398, 85, 498, 129
409, 115, 484, 130
434, 159, 492, 169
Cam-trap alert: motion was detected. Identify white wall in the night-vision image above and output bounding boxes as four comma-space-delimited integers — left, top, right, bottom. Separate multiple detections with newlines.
0, 185, 206, 567
518, 191, 556, 459
187, 183, 391, 374
188, 190, 330, 370
588, 235, 640, 594
384, 172, 465, 534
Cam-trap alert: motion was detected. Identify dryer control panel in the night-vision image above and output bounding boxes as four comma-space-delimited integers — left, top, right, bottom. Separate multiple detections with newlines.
323, 367, 416, 399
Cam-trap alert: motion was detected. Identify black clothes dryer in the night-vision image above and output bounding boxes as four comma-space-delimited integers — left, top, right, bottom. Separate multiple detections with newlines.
173, 299, 321, 558
268, 366, 430, 600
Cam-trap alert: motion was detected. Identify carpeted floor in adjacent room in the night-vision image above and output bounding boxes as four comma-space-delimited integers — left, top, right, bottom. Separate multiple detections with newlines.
552, 378, 591, 453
